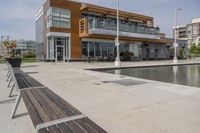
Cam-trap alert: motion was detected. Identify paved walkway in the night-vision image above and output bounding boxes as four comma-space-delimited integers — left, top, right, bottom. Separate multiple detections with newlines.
1, 60, 200, 133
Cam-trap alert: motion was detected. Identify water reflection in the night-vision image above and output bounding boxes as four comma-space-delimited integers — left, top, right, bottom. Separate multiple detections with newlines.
103, 65, 200, 88
115, 69, 121, 75
173, 66, 178, 83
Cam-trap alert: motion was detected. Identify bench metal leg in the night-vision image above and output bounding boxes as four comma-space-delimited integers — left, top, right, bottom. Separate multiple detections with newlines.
9, 84, 15, 97
7, 77, 12, 87
6, 73, 11, 81
11, 93, 21, 119
6, 71, 10, 77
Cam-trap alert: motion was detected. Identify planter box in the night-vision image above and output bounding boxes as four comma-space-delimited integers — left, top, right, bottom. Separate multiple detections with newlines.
6, 58, 22, 68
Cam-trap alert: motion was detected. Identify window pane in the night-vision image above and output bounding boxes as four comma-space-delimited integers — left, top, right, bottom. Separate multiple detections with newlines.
89, 43, 94, 57
47, 7, 71, 28
102, 43, 107, 57
95, 42, 101, 57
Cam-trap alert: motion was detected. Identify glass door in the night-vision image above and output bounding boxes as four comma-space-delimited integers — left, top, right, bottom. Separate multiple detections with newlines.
57, 46, 64, 61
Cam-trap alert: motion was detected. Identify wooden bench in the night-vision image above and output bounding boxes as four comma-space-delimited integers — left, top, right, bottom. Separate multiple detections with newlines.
20, 87, 107, 133
7, 65, 108, 133
9, 67, 44, 98
9, 66, 46, 119
6, 63, 43, 93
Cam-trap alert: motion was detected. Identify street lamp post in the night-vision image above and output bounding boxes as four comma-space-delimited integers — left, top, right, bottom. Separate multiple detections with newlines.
173, 8, 182, 64
115, 0, 121, 67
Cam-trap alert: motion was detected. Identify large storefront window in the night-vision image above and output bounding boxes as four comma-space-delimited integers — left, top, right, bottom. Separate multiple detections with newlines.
47, 7, 71, 28
95, 42, 101, 57
82, 40, 142, 61
82, 40, 115, 59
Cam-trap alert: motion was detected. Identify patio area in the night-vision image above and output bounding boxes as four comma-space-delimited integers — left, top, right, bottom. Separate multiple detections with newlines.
1, 60, 200, 133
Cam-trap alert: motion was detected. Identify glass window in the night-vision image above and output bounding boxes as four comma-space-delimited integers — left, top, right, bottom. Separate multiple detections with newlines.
82, 42, 88, 57
102, 43, 108, 57
108, 43, 115, 57
95, 42, 101, 57
89, 43, 95, 57
47, 7, 71, 28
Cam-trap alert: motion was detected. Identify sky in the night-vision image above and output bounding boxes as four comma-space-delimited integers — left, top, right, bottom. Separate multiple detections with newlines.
0, 0, 199, 40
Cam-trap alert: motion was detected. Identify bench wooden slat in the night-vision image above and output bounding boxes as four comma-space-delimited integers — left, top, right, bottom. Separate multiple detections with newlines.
76, 119, 100, 133
14, 69, 43, 90
57, 123, 74, 133
16, 75, 30, 89
22, 76, 40, 88
15, 74, 27, 89
38, 128, 49, 133
34, 88, 67, 118
28, 78, 43, 87
82, 118, 107, 133
40, 88, 81, 116
21, 91, 43, 126
66, 121, 86, 133
48, 125, 62, 133
30, 89, 59, 121
22, 78, 32, 88
24, 90, 51, 124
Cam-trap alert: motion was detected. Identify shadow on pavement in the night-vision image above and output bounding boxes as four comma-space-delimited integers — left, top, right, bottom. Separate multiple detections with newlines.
0, 98, 16, 105
21, 65, 38, 68
13, 112, 29, 119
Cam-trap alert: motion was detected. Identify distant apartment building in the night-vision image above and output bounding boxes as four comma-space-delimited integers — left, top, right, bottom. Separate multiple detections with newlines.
35, 0, 173, 62
16, 40, 36, 54
173, 18, 200, 47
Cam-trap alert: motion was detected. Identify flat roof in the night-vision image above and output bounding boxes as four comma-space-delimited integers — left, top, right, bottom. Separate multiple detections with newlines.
80, 4, 153, 22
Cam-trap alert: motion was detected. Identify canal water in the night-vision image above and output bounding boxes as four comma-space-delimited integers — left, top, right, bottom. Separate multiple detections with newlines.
100, 65, 200, 88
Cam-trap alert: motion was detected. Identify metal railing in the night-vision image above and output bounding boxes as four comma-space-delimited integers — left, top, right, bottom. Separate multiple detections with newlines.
87, 18, 160, 36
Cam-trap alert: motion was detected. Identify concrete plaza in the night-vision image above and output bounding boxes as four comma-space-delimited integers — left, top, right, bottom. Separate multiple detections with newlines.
1, 60, 200, 133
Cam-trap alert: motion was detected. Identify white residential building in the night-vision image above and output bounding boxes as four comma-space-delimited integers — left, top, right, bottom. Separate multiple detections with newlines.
173, 18, 200, 47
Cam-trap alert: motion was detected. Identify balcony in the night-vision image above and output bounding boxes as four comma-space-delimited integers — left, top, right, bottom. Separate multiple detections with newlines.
79, 17, 161, 39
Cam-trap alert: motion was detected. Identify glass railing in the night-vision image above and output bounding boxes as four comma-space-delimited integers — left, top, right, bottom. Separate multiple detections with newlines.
87, 18, 160, 36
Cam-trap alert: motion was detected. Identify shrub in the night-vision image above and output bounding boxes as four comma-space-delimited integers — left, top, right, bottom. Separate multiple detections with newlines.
120, 51, 134, 61
23, 51, 35, 58
189, 44, 200, 57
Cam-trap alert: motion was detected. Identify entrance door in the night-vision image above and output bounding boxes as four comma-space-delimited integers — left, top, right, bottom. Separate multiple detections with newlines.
54, 37, 70, 62
56, 46, 64, 61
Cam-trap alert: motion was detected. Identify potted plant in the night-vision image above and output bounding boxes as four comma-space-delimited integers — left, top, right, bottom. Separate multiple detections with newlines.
2, 40, 22, 67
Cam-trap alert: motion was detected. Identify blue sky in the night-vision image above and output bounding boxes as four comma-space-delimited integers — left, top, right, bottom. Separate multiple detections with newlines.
0, 0, 199, 40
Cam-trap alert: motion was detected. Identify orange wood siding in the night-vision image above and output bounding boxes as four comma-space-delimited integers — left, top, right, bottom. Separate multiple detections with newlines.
48, 0, 82, 59
43, 0, 50, 58
79, 18, 88, 37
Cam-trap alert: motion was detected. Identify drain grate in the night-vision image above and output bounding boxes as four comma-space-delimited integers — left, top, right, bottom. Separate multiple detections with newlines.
102, 79, 146, 86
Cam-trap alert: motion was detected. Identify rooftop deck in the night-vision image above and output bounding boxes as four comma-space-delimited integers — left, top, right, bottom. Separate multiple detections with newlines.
80, 4, 153, 23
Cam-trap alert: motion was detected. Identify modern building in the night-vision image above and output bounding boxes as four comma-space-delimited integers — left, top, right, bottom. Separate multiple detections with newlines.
35, 0, 173, 62
173, 18, 200, 47
16, 40, 36, 54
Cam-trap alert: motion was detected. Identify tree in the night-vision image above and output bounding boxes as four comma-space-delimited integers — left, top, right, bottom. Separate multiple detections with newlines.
179, 48, 184, 59
189, 44, 200, 57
